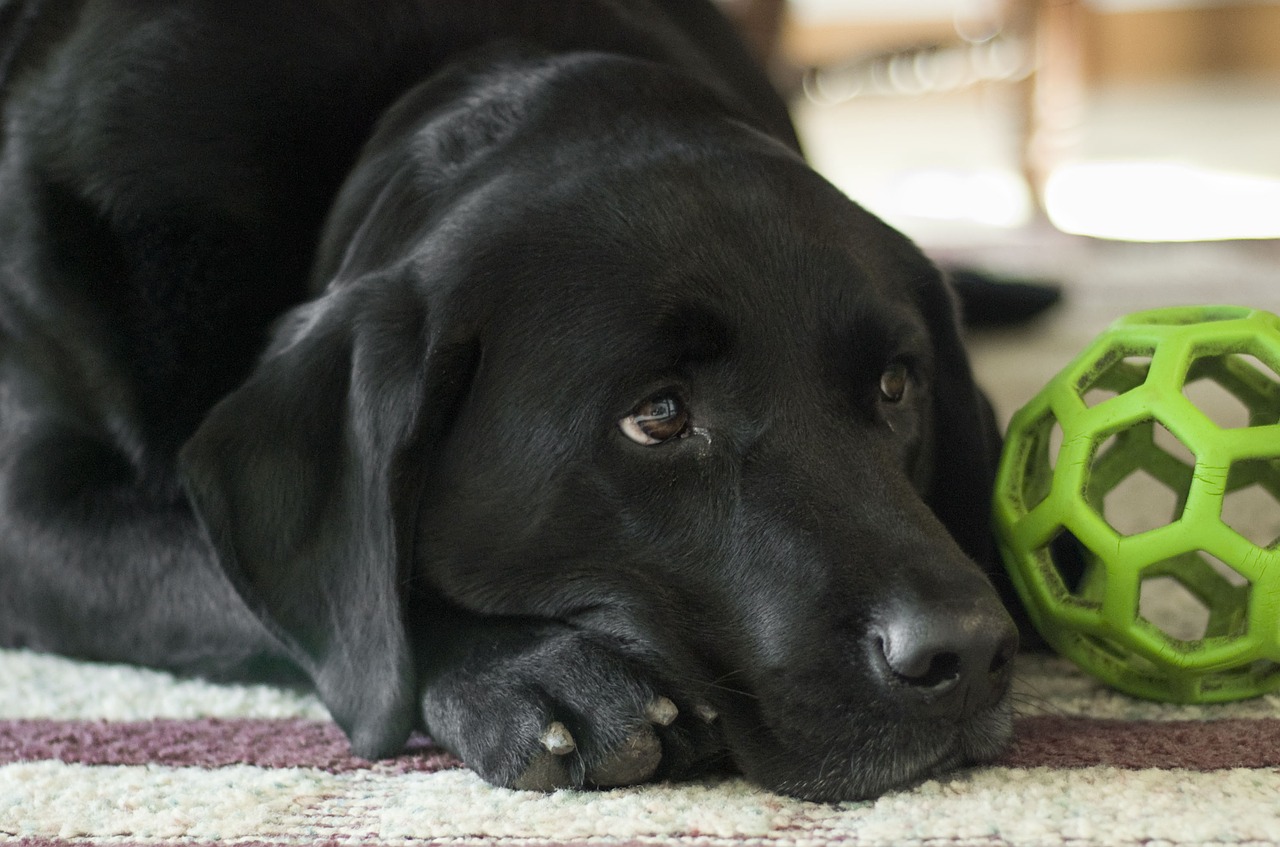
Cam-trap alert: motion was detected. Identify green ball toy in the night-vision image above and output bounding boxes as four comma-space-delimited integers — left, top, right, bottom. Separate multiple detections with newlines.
994, 305, 1280, 703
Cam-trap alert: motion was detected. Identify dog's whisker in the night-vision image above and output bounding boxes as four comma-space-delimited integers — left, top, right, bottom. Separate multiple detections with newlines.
1009, 690, 1068, 718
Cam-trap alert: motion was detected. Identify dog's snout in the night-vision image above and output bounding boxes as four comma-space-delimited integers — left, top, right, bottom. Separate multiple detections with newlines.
873, 600, 1017, 717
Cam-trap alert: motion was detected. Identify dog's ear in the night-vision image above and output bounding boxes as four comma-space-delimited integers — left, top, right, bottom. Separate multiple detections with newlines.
918, 270, 1051, 643
179, 273, 474, 758
916, 272, 1003, 571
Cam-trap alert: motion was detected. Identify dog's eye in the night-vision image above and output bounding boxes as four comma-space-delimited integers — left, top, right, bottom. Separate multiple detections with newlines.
619, 394, 690, 445
879, 362, 909, 403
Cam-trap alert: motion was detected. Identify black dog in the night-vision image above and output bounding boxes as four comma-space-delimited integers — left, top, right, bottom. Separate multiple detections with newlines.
0, 0, 1020, 801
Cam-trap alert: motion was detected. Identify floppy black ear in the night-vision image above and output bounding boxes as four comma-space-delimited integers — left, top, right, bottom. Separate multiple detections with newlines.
917, 273, 1003, 570
179, 273, 473, 758
918, 271, 1049, 640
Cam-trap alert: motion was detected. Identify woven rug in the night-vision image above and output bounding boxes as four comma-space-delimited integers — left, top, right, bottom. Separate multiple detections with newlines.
3, 647, 1278, 846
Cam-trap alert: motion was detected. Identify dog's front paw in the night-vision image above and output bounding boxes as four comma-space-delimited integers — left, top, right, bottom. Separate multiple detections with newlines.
510, 695, 673, 790
419, 624, 722, 791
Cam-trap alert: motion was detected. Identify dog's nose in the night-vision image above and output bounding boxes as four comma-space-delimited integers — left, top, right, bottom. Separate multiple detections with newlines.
873, 601, 1017, 717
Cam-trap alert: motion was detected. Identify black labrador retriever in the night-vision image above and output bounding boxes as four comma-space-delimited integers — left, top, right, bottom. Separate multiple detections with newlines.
0, 0, 1021, 801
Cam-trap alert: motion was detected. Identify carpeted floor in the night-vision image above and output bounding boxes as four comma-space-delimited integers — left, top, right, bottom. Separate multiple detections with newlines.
3, 648, 1280, 846
3, 234, 1279, 846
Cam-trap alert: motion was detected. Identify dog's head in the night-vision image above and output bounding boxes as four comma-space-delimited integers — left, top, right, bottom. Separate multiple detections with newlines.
181, 54, 1016, 801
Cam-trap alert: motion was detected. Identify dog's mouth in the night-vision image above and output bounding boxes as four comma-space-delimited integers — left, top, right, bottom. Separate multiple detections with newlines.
660, 652, 1017, 803
717, 694, 1015, 802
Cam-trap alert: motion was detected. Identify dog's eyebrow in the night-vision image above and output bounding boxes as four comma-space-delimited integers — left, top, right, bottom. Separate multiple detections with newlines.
651, 304, 736, 366
832, 300, 934, 376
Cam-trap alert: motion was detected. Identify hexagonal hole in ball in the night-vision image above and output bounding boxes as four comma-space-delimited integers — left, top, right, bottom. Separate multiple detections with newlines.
1222, 459, 1280, 549
1087, 421, 1192, 538
1139, 551, 1250, 645
1139, 576, 1210, 642
1012, 409, 1065, 512
1103, 470, 1180, 536
1031, 526, 1098, 605
1183, 353, 1280, 429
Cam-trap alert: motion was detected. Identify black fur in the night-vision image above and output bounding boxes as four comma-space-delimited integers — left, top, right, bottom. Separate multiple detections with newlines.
0, 0, 1019, 801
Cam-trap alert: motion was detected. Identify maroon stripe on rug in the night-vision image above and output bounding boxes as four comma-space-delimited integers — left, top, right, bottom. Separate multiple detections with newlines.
1000, 716, 1280, 770
0, 717, 461, 773
3, 716, 1277, 772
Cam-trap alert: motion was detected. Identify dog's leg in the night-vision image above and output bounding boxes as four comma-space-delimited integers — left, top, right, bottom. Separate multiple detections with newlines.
416, 610, 726, 791
0, 426, 286, 678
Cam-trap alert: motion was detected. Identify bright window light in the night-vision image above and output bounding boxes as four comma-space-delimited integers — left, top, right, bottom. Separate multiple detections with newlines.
880, 168, 1033, 229
1044, 161, 1280, 242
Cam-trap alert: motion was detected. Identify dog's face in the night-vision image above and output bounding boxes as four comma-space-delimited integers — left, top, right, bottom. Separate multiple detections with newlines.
410, 142, 1016, 797
182, 67, 1016, 800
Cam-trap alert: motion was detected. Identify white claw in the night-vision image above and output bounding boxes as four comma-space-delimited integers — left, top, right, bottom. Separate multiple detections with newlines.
645, 696, 679, 726
693, 703, 719, 723
540, 721, 576, 755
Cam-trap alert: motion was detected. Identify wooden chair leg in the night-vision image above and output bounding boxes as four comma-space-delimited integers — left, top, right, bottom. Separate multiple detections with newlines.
1014, 0, 1086, 217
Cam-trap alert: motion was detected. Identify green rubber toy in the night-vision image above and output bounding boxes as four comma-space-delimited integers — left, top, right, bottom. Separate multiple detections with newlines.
994, 305, 1280, 702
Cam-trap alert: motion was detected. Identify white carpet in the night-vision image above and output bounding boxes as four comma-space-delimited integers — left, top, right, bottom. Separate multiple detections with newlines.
4, 648, 1279, 846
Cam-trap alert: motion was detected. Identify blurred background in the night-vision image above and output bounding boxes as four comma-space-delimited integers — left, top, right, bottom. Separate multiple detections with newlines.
719, 0, 1280, 420
722, 0, 1280, 244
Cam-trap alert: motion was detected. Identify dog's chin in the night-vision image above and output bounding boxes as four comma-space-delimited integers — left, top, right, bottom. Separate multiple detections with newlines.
728, 699, 1015, 803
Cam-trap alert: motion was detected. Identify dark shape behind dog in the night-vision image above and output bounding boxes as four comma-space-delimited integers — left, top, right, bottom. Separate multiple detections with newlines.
0, 0, 1022, 801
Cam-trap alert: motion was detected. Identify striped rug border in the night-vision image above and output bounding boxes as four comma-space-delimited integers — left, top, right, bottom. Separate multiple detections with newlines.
3, 716, 1278, 772
0, 718, 460, 773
